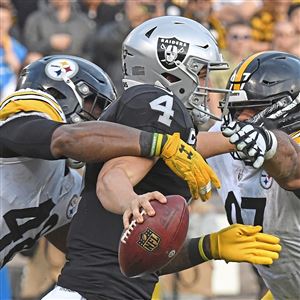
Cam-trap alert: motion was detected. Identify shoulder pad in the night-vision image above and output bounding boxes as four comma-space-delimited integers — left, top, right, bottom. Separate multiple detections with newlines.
0, 89, 66, 123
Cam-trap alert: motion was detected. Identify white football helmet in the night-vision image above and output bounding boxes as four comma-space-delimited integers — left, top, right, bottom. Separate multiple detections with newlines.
122, 16, 230, 125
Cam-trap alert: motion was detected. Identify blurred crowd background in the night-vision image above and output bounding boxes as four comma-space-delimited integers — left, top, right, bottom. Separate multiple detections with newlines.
0, 0, 299, 299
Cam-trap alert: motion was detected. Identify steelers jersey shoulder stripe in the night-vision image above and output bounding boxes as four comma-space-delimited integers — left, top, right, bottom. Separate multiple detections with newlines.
0, 111, 56, 128
290, 130, 300, 144
0, 89, 66, 123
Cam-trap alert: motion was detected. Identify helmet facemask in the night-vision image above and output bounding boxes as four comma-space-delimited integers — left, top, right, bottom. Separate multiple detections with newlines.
180, 55, 230, 125
47, 70, 114, 123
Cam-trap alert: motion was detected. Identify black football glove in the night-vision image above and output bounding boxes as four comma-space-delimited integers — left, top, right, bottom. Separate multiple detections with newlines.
248, 96, 300, 134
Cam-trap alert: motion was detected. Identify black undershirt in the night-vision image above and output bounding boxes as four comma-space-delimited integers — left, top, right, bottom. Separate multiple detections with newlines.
0, 116, 63, 159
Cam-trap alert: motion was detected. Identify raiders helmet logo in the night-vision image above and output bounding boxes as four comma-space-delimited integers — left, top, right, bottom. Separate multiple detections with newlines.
157, 37, 189, 70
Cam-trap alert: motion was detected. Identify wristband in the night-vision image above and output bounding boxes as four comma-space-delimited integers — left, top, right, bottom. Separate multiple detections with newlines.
151, 133, 164, 157
188, 236, 211, 265
139, 132, 168, 157
198, 236, 210, 261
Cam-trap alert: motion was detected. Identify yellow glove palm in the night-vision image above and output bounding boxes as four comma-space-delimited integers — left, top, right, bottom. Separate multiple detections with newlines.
210, 224, 281, 265
160, 133, 220, 201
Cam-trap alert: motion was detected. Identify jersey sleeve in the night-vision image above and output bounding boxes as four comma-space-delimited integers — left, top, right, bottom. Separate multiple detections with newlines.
0, 88, 66, 127
0, 116, 63, 159
101, 84, 195, 144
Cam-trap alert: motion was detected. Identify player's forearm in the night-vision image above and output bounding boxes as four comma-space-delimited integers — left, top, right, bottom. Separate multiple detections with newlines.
158, 236, 211, 275
196, 132, 235, 159
51, 121, 151, 161
97, 156, 156, 214
97, 166, 138, 214
264, 130, 300, 189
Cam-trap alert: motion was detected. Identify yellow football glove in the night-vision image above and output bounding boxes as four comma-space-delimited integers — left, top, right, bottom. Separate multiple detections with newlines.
209, 224, 281, 265
159, 132, 221, 201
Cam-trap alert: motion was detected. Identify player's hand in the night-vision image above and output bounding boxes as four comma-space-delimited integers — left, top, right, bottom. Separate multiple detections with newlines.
123, 191, 167, 229
209, 224, 281, 265
160, 133, 220, 201
222, 121, 278, 168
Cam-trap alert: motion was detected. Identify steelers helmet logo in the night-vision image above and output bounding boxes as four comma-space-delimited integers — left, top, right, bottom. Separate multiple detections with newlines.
66, 196, 81, 219
260, 170, 273, 189
157, 37, 189, 70
45, 59, 79, 81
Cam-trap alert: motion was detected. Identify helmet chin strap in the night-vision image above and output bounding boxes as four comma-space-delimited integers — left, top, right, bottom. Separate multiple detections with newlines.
61, 70, 84, 108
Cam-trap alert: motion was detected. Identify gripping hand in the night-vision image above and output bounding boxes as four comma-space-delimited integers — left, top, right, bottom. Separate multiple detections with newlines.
160, 133, 220, 201
210, 224, 281, 265
222, 121, 278, 168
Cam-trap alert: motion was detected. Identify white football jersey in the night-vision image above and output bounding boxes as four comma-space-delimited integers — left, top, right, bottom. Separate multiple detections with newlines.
0, 89, 83, 267
207, 122, 300, 300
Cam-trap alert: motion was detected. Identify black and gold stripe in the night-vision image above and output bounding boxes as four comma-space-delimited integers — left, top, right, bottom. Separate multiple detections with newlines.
290, 130, 300, 144
232, 52, 263, 90
0, 89, 66, 122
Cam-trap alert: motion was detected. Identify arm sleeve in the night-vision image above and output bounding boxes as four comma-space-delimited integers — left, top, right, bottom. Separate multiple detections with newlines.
0, 116, 63, 159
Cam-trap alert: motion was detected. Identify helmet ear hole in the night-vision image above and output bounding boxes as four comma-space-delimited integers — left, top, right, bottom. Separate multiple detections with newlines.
46, 88, 66, 100
161, 73, 180, 83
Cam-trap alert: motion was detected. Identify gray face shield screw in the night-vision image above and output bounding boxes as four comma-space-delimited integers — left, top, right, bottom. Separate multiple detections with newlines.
79, 83, 90, 95
71, 114, 82, 123
192, 64, 199, 72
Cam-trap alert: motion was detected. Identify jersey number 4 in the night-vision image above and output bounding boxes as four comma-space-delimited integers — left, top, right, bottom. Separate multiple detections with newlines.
0, 198, 58, 266
150, 95, 175, 127
225, 191, 266, 226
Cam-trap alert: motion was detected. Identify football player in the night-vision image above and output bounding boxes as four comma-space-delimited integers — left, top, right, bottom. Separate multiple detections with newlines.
208, 51, 299, 300
124, 51, 299, 300
0, 54, 217, 267
43, 17, 281, 300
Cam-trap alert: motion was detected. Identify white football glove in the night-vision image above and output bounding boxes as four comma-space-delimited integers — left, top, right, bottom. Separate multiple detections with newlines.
222, 121, 278, 168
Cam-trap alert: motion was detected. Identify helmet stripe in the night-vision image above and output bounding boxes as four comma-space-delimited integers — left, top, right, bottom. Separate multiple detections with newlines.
232, 52, 263, 90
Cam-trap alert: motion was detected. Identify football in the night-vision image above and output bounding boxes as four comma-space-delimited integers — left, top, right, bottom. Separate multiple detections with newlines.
118, 195, 189, 278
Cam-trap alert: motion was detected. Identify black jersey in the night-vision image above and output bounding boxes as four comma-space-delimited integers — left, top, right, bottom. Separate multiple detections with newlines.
58, 84, 196, 299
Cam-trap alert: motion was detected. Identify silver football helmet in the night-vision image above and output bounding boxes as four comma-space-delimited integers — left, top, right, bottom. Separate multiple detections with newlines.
122, 16, 230, 125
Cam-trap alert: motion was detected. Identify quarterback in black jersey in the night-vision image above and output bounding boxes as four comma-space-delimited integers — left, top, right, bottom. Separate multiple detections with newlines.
43, 17, 282, 300
57, 84, 195, 299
